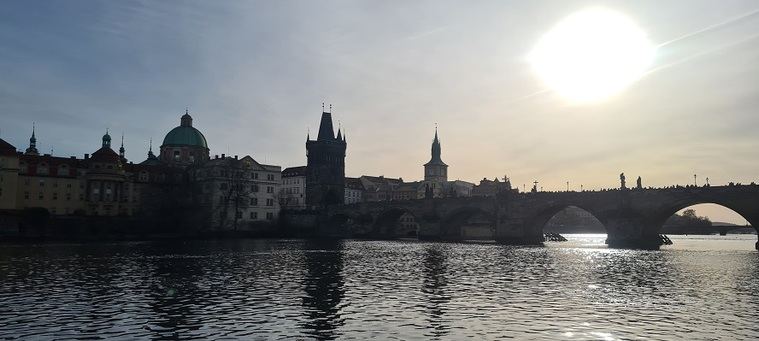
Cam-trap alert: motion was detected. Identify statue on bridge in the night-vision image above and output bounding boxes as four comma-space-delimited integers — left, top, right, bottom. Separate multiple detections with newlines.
620, 173, 626, 189
636, 176, 642, 190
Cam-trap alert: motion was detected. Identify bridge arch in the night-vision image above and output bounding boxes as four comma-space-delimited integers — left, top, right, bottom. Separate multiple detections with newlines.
527, 204, 606, 237
440, 207, 496, 240
372, 207, 420, 238
539, 205, 606, 235
652, 201, 757, 236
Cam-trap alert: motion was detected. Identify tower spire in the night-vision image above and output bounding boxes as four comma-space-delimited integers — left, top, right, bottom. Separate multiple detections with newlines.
119, 133, 125, 157
25, 122, 39, 155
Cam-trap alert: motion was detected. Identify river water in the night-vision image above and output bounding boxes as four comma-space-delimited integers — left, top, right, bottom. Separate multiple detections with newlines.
1, 235, 757, 340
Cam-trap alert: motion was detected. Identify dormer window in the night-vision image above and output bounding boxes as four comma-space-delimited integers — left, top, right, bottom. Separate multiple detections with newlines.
38, 163, 48, 175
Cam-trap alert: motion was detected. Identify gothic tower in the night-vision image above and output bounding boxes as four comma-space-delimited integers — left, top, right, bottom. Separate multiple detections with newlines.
306, 106, 347, 208
424, 127, 447, 182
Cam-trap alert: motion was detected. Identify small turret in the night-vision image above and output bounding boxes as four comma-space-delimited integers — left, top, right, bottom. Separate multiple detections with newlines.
102, 129, 112, 149
181, 108, 193, 127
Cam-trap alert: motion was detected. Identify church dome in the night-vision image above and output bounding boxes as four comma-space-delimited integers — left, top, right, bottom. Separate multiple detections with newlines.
161, 111, 208, 149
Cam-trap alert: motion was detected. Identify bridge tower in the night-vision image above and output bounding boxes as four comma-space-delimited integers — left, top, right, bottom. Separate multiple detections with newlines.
306, 105, 347, 208
424, 127, 448, 183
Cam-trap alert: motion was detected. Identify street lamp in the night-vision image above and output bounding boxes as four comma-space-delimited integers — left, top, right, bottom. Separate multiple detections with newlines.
566, 181, 570, 192
694, 174, 697, 186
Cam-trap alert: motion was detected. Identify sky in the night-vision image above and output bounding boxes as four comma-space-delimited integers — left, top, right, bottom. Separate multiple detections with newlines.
1, 1, 758, 223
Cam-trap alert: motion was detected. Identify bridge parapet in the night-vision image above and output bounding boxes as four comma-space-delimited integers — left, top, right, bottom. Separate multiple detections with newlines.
324, 185, 759, 248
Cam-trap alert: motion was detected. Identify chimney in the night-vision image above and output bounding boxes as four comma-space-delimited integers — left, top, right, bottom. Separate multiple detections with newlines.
70, 156, 76, 159
84, 153, 90, 160
221, 153, 225, 159
234, 155, 238, 160
215, 155, 218, 159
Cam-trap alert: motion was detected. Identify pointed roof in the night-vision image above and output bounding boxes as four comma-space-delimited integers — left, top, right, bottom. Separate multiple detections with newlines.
317, 111, 335, 141
0, 138, 17, 156
26, 123, 39, 155
425, 126, 446, 166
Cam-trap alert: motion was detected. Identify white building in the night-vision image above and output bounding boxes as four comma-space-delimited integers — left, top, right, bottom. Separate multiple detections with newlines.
193, 155, 281, 230
280, 166, 306, 210
345, 177, 364, 204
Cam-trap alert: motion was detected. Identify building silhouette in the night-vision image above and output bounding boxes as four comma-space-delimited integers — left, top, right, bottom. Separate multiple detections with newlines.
424, 127, 447, 183
306, 108, 346, 208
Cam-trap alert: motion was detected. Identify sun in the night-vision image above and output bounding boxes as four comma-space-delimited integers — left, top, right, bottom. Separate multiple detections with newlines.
528, 8, 656, 103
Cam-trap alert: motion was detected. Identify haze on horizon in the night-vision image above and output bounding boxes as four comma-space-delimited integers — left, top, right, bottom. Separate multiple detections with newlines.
1, 1, 758, 224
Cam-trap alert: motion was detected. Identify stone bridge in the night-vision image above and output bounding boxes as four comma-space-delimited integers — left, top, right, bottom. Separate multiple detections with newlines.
326, 185, 759, 249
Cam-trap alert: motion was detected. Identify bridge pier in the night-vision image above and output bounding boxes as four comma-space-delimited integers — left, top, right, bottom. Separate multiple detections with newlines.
604, 215, 663, 249
494, 217, 544, 245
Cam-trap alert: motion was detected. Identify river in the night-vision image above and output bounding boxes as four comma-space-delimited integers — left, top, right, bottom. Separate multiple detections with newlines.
1, 235, 757, 340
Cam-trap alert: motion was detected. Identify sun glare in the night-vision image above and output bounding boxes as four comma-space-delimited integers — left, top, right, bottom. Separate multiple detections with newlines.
528, 8, 656, 103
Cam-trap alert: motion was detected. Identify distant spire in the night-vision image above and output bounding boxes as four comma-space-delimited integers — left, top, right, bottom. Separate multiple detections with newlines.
329, 104, 332, 113
147, 138, 157, 159
306, 127, 310, 142
322, 102, 325, 112
119, 133, 125, 157
336, 122, 342, 141
25, 122, 39, 155
186, 107, 189, 115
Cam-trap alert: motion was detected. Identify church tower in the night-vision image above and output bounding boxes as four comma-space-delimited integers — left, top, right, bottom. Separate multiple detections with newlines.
424, 127, 447, 182
25, 123, 39, 156
306, 105, 347, 208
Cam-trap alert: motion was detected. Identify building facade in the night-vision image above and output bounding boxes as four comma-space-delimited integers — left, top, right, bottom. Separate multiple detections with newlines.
0, 110, 282, 231
193, 155, 281, 229
306, 109, 346, 208
344, 177, 364, 204
281, 166, 307, 210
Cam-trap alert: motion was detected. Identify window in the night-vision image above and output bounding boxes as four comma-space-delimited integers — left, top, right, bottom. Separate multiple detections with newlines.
251, 184, 259, 192
53, 193, 58, 200
174, 150, 180, 160
235, 211, 242, 219
253, 172, 259, 179
266, 198, 273, 206
266, 212, 274, 220
267, 174, 274, 181
67, 183, 72, 188
24, 192, 29, 199
66, 193, 71, 201
38, 192, 44, 200
39, 179, 45, 187
250, 198, 258, 206
250, 211, 258, 219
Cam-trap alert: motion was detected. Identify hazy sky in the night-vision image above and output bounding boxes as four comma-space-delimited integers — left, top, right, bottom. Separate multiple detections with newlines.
2, 1, 758, 222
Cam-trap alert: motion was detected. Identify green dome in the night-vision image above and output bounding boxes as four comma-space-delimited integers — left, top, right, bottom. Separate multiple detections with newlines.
162, 126, 208, 149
